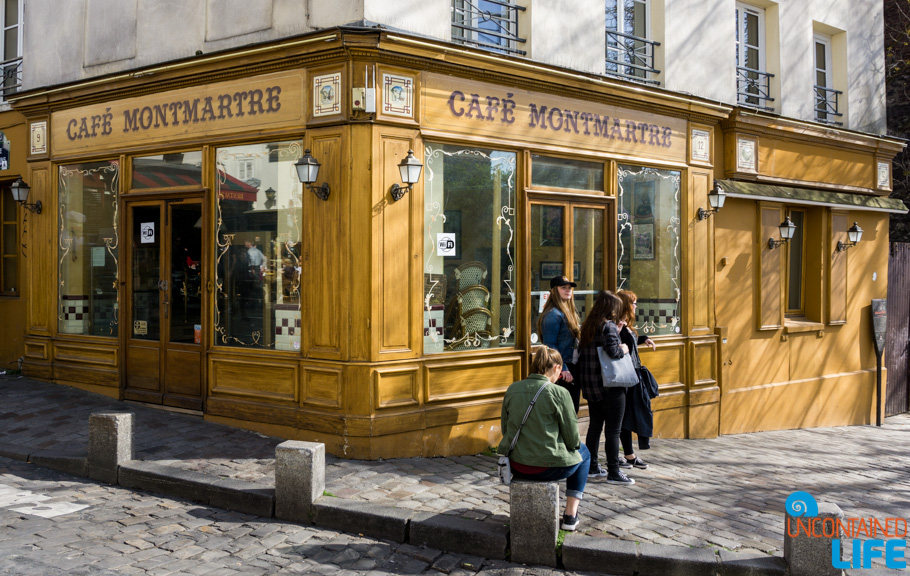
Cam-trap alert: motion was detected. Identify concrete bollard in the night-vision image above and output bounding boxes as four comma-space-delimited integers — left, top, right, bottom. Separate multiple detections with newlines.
88, 412, 134, 485
510, 480, 559, 567
785, 501, 845, 576
274, 440, 325, 524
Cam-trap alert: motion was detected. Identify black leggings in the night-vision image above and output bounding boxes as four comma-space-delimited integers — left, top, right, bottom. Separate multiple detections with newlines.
585, 387, 626, 473
620, 429, 650, 455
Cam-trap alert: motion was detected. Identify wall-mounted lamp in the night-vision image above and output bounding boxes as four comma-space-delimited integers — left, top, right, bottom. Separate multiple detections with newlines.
10, 178, 40, 214
389, 149, 423, 202
697, 182, 726, 220
768, 216, 797, 249
836, 222, 863, 252
294, 149, 330, 201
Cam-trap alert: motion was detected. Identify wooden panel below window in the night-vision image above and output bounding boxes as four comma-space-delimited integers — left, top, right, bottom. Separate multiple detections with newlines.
303, 366, 343, 409
209, 357, 297, 403
164, 348, 202, 399
423, 355, 520, 403
126, 344, 160, 391
374, 366, 419, 409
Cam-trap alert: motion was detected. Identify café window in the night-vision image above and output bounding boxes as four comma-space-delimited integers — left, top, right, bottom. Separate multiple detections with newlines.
58, 160, 121, 336
1, 184, 17, 294
132, 151, 203, 189
423, 143, 517, 353
214, 140, 302, 350
786, 209, 806, 316
616, 164, 680, 335
531, 155, 605, 191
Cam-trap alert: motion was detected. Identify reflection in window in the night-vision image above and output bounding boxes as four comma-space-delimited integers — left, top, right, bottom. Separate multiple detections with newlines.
132, 151, 203, 189
786, 209, 805, 314
617, 164, 680, 335
215, 140, 302, 350
58, 161, 120, 336
531, 155, 604, 191
424, 143, 516, 353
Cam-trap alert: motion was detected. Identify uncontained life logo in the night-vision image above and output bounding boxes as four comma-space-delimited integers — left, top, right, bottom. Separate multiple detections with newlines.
785, 491, 908, 569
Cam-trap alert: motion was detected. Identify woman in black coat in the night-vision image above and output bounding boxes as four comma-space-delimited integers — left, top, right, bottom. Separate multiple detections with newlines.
616, 290, 657, 469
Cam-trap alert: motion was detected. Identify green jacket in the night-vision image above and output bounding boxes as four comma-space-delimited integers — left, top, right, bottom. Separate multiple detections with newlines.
498, 374, 582, 468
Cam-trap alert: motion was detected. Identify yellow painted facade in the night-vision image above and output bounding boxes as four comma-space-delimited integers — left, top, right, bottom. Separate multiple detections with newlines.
8, 29, 904, 458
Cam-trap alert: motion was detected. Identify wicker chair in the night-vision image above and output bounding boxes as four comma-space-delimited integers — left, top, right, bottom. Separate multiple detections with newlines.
454, 261, 488, 291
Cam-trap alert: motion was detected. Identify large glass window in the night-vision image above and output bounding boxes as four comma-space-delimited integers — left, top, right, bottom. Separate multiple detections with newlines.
786, 209, 806, 315
58, 161, 120, 336
617, 164, 680, 336
531, 155, 604, 191
132, 151, 203, 189
215, 140, 302, 350
1, 184, 16, 294
424, 143, 517, 353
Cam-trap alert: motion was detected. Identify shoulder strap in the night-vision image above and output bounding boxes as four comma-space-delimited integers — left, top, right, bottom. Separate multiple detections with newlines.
507, 382, 549, 456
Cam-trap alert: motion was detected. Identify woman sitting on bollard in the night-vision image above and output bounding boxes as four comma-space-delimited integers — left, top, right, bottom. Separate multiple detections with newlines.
498, 347, 591, 531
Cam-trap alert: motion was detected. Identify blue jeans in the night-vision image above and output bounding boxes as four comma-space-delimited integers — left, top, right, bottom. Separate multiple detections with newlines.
511, 443, 591, 500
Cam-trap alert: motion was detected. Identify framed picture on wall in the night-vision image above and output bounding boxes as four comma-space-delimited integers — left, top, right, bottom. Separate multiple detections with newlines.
540, 261, 564, 280
540, 205, 563, 246
632, 181, 656, 222
632, 223, 655, 260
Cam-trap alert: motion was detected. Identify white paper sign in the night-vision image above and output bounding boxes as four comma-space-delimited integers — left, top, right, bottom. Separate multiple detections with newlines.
92, 246, 106, 267
140, 222, 155, 244
538, 292, 549, 313
437, 233, 456, 257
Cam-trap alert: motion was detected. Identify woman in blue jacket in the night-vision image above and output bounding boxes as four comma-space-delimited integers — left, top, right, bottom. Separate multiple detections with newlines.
538, 275, 582, 412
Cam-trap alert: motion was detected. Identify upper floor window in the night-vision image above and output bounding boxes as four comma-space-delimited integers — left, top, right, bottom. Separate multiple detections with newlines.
605, 0, 660, 85
451, 0, 526, 56
813, 34, 842, 125
735, 3, 774, 110
1, 0, 21, 101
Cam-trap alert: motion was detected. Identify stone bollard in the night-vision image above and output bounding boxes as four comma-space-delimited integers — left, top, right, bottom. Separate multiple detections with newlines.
274, 440, 325, 524
785, 501, 845, 576
510, 480, 559, 567
88, 412, 134, 485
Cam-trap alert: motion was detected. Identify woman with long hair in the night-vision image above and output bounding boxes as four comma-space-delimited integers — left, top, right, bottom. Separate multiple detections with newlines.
537, 276, 582, 412
499, 347, 591, 531
576, 291, 635, 485
615, 289, 657, 470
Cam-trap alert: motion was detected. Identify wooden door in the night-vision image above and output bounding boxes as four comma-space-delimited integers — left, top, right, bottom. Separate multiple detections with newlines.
528, 195, 613, 345
124, 198, 204, 410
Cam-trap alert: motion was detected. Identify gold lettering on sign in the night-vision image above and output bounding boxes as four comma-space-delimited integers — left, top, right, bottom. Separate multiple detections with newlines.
423, 73, 687, 163
52, 71, 305, 155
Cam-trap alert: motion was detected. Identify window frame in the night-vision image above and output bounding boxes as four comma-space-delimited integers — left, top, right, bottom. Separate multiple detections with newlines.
605, 0, 660, 84
813, 33, 837, 124
785, 208, 807, 317
451, 0, 526, 56
0, 0, 22, 101
1, 182, 18, 295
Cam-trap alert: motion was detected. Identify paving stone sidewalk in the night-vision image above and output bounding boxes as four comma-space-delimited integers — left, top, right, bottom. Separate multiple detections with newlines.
2, 373, 909, 560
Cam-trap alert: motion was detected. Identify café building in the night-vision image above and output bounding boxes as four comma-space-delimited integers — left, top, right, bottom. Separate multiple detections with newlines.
12, 27, 905, 458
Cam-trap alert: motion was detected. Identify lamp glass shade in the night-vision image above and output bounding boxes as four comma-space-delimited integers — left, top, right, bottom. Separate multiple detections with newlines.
847, 222, 863, 244
708, 185, 726, 209
398, 150, 423, 185
10, 178, 29, 203
294, 150, 320, 184
779, 217, 796, 240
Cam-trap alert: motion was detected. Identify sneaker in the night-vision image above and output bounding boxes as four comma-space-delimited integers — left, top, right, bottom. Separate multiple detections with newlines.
627, 456, 649, 469
606, 470, 636, 485
617, 456, 632, 469
589, 463, 608, 477
561, 514, 580, 531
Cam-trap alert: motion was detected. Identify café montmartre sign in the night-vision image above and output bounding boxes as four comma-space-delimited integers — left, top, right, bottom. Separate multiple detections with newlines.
422, 73, 687, 163
51, 70, 305, 155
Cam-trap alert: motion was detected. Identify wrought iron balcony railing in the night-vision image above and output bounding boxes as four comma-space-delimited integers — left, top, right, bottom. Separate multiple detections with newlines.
0, 57, 22, 102
736, 66, 774, 110
452, 0, 526, 56
813, 85, 843, 125
605, 29, 661, 85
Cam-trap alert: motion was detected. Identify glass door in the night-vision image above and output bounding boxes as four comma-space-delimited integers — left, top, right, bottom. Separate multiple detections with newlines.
124, 197, 204, 410
530, 199, 611, 345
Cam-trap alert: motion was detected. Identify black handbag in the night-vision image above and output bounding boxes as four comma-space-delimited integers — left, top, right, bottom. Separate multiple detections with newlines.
639, 365, 660, 399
